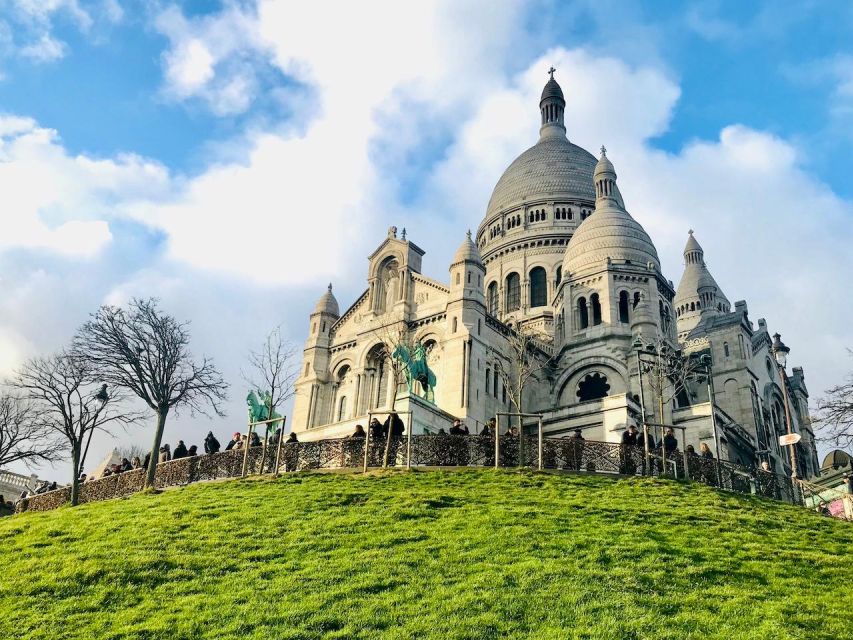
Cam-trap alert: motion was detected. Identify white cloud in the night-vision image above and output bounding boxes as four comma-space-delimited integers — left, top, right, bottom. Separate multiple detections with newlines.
19, 33, 66, 61
0, 115, 169, 256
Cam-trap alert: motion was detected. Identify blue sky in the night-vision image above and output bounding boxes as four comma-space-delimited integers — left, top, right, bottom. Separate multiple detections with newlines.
0, 0, 851, 477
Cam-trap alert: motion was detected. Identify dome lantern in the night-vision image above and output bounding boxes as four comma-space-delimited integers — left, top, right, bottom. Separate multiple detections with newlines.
539, 67, 566, 140
313, 283, 340, 317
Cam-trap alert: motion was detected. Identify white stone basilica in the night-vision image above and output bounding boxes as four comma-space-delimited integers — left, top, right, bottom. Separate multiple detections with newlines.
292, 72, 820, 478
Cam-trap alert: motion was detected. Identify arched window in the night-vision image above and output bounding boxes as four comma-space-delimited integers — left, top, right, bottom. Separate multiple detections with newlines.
505, 273, 521, 312
487, 282, 498, 315
493, 370, 499, 396
578, 297, 589, 329
529, 267, 547, 307
338, 395, 348, 421
591, 293, 602, 325
485, 368, 491, 395
555, 266, 562, 285
724, 342, 730, 357
577, 372, 610, 402
452, 317, 458, 333
455, 272, 461, 285
618, 291, 630, 324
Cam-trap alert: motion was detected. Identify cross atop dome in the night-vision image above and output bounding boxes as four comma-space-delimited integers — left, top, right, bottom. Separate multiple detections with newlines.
548, 66, 556, 80
600, 145, 607, 157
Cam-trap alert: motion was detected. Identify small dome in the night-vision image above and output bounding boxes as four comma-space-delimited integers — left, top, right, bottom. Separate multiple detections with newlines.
452, 230, 483, 266
684, 229, 702, 254
563, 150, 659, 276
540, 77, 564, 102
313, 283, 339, 316
821, 449, 852, 471
563, 206, 660, 275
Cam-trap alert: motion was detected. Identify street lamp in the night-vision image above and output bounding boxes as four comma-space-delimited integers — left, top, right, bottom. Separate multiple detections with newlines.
771, 333, 799, 482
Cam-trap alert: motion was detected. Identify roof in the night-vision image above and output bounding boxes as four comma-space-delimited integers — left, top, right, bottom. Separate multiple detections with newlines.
313, 284, 340, 316
485, 136, 597, 219
821, 449, 852, 470
540, 76, 564, 102
452, 230, 483, 266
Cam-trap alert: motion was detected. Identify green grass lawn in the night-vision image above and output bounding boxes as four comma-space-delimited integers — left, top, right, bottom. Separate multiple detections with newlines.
0, 470, 850, 640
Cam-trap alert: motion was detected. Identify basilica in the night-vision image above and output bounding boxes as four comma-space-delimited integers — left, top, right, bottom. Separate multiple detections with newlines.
292, 72, 820, 478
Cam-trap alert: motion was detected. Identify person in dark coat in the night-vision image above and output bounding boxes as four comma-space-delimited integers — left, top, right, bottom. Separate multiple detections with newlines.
204, 431, 221, 454
480, 423, 492, 438
449, 419, 465, 436
173, 440, 188, 459
368, 418, 383, 440
384, 412, 405, 437
639, 430, 655, 451
187, 445, 198, 457
621, 425, 638, 447
142, 452, 151, 470
225, 432, 241, 451
250, 431, 262, 447
286, 432, 299, 443
699, 443, 714, 459
349, 424, 366, 439
120, 458, 132, 472
663, 428, 678, 454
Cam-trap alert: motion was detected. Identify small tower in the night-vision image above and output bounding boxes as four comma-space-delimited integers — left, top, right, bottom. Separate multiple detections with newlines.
304, 284, 339, 374
539, 67, 566, 140
449, 230, 485, 306
674, 231, 731, 335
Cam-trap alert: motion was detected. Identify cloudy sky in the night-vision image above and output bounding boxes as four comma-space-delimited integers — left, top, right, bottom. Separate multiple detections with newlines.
1, 1, 851, 478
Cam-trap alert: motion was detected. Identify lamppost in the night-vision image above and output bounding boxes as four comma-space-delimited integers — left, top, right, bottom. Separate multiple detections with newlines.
771, 333, 799, 482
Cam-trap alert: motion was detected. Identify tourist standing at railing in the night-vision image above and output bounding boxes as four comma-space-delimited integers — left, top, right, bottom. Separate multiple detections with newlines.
480, 423, 492, 438
225, 432, 241, 451
204, 431, 221, 454
121, 458, 133, 472
620, 425, 638, 474
663, 429, 678, 454
368, 418, 383, 440
450, 420, 466, 436
173, 441, 188, 459
131, 457, 142, 470
159, 444, 171, 463
383, 413, 405, 438
621, 425, 638, 447
349, 425, 366, 439
187, 445, 198, 457
700, 443, 714, 460
286, 432, 298, 443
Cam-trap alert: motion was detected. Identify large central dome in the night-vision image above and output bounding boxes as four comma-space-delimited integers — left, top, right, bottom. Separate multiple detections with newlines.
485, 137, 597, 219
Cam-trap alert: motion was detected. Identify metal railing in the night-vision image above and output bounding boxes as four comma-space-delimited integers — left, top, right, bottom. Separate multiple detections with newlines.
14, 435, 814, 515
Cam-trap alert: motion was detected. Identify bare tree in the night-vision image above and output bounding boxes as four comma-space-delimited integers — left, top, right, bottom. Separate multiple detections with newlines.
490, 321, 555, 432
815, 365, 853, 450
116, 444, 147, 464
73, 298, 229, 488
243, 326, 299, 433
0, 391, 62, 470
9, 352, 140, 505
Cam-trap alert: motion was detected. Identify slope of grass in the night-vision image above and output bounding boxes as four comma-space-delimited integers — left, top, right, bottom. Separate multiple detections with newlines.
0, 469, 850, 640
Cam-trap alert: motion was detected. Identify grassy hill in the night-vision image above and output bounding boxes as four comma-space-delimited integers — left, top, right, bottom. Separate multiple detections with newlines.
0, 470, 850, 640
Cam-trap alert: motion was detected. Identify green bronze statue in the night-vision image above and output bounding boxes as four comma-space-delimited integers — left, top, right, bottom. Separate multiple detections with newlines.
246, 390, 283, 431
392, 342, 436, 403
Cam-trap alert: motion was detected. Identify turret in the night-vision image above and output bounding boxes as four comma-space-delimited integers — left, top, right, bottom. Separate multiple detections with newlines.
449, 230, 485, 305
674, 231, 731, 335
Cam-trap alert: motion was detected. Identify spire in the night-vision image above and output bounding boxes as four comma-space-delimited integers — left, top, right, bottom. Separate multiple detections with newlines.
539, 67, 566, 140
452, 229, 483, 266
313, 283, 340, 316
593, 145, 623, 208
674, 230, 730, 332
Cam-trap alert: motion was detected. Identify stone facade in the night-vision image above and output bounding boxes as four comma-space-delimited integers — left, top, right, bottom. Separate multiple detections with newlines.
291, 73, 820, 478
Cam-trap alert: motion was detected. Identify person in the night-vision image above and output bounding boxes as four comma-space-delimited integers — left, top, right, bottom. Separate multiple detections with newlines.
700, 443, 714, 460
250, 431, 262, 447
35, 481, 50, 494
131, 456, 142, 469
204, 431, 221, 454
507, 426, 519, 437
817, 501, 830, 516
349, 424, 366, 439
143, 451, 151, 470
663, 428, 678, 454
48, 481, 58, 491
621, 425, 638, 447
225, 432, 242, 451
437, 428, 447, 435
686, 444, 696, 456
187, 445, 198, 457
102, 467, 113, 478
159, 444, 171, 463
384, 412, 405, 437
368, 418, 383, 440
286, 432, 299, 443
620, 425, 638, 474
173, 440, 188, 460
449, 419, 465, 436
480, 423, 492, 438
78, 473, 87, 483
760, 460, 771, 472
120, 457, 132, 472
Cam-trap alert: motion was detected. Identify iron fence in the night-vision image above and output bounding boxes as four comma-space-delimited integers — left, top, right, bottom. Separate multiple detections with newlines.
15, 435, 813, 514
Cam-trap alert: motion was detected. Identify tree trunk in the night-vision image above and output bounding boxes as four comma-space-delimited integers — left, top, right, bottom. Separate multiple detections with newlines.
70, 444, 81, 506
145, 408, 169, 488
